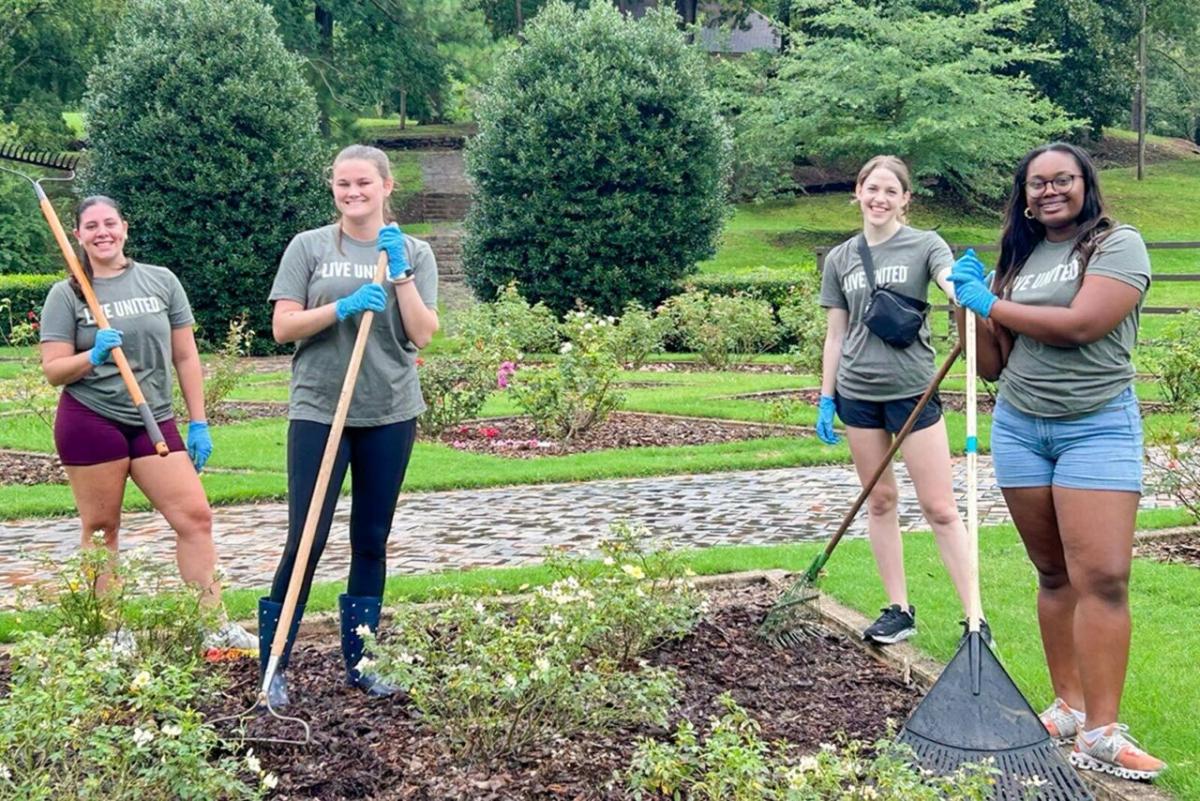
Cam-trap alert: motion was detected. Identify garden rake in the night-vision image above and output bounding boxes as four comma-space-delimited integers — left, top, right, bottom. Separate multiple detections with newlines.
758, 341, 963, 647
0, 142, 169, 456
896, 313, 1092, 800
212, 250, 392, 746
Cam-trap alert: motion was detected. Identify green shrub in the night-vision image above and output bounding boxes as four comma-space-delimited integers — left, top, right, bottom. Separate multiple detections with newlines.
2, 544, 268, 799
0, 274, 58, 337
463, 0, 731, 316
368, 523, 695, 762
417, 345, 502, 436
81, 0, 328, 350
611, 301, 668, 370
658, 287, 779, 368
776, 272, 824, 375
1152, 310, 1200, 412
0, 297, 57, 426
626, 694, 997, 801
451, 281, 560, 358
0, 173, 62, 275
507, 309, 625, 441
172, 314, 255, 423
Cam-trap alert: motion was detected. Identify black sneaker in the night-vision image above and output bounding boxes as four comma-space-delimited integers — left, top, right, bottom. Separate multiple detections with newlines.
959, 618, 994, 648
863, 604, 916, 644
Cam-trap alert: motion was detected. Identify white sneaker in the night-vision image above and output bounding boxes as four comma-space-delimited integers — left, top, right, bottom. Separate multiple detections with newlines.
203, 621, 259, 650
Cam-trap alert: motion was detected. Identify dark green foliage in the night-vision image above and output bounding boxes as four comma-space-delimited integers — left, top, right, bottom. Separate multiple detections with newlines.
0, 274, 58, 337
81, 0, 328, 348
0, 174, 63, 276
463, 1, 731, 317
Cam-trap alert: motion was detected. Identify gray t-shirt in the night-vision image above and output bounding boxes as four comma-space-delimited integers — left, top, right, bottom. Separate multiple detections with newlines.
819, 226, 953, 401
269, 224, 438, 426
39, 261, 194, 425
998, 225, 1150, 418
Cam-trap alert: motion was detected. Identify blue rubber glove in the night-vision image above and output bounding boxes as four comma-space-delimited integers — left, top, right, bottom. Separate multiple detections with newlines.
186, 420, 213, 472
955, 276, 998, 318
816, 394, 840, 445
378, 224, 411, 281
335, 283, 388, 321
89, 328, 123, 366
950, 248, 986, 285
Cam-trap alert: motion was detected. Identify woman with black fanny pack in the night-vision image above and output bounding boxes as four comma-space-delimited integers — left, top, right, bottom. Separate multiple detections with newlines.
816, 155, 978, 646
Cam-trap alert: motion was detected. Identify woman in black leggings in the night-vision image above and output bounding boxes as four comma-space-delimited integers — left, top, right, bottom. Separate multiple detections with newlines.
262, 144, 439, 706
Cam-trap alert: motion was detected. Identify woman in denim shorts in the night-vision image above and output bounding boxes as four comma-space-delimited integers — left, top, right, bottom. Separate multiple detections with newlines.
816, 156, 976, 647
951, 142, 1164, 781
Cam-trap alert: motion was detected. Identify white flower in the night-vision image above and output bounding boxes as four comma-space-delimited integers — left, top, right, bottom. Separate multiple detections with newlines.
473, 601, 486, 614
262, 772, 279, 790
355, 656, 376, 672
534, 657, 551, 673
161, 723, 182, 737
130, 670, 152, 692
602, 556, 615, 566
559, 342, 573, 354
503, 673, 518, 689
245, 751, 262, 774
354, 624, 373, 638
584, 323, 593, 330
0, 763, 11, 781
1022, 776, 1048, 788
398, 651, 416, 665
132, 727, 154, 747
860, 788, 879, 800
547, 613, 563, 627
621, 564, 645, 580
606, 316, 616, 324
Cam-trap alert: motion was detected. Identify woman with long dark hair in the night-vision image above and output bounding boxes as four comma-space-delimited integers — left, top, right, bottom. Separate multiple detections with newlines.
952, 142, 1165, 781
259, 144, 439, 707
39, 195, 256, 651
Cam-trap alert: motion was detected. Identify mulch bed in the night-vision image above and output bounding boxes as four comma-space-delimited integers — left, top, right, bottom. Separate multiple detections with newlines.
1135, 531, 1200, 568
0, 450, 66, 486
436, 412, 806, 457
204, 585, 919, 800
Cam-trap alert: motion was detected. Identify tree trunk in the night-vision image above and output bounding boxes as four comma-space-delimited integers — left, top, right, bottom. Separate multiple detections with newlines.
1136, 0, 1147, 181
316, 3, 335, 137
514, 0, 523, 32
399, 88, 407, 131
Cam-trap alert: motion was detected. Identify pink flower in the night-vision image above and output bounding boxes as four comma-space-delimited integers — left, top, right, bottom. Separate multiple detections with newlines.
481, 427, 500, 438
496, 361, 517, 389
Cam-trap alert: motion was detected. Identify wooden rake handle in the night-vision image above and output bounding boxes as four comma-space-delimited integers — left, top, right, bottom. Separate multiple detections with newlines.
34, 184, 169, 456
814, 340, 964, 568
268, 251, 391, 664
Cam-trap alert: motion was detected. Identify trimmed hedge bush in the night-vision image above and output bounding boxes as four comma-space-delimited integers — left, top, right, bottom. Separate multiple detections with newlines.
81, 0, 328, 349
0, 274, 59, 339
463, 0, 731, 317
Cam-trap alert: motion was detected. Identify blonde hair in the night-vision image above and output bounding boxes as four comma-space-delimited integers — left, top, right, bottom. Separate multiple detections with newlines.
855, 155, 912, 224
332, 144, 396, 252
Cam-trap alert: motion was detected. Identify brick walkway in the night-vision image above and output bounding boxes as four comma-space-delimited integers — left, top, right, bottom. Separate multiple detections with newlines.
0, 457, 1176, 605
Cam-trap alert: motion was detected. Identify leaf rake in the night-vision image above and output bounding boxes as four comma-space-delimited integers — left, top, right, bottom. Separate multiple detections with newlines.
758, 341, 963, 647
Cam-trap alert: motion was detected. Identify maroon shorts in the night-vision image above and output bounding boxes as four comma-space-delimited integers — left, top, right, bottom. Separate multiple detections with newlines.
54, 391, 184, 466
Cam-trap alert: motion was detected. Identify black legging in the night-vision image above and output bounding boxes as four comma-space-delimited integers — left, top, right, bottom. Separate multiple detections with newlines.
269, 418, 417, 605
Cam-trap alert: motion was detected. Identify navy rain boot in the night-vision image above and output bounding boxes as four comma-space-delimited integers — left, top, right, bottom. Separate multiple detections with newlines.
339, 593, 398, 697
257, 598, 304, 709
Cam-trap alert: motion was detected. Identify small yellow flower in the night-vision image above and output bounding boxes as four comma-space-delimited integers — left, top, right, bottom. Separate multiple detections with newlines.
130, 670, 152, 692
620, 564, 645, 580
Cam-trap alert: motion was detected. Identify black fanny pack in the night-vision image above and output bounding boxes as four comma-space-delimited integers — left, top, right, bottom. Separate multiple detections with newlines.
858, 235, 928, 349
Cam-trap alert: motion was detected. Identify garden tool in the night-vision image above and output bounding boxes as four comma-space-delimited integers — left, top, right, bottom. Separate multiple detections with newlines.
897, 313, 1092, 800
339, 593, 399, 696
758, 341, 963, 647
212, 249, 391, 745
0, 142, 168, 456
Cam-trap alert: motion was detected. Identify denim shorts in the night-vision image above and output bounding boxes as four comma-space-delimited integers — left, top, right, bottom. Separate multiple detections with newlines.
991, 387, 1143, 492
834, 391, 943, 434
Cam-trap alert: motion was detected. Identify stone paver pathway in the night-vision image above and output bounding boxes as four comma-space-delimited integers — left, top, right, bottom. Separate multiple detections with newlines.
0, 456, 1175, 605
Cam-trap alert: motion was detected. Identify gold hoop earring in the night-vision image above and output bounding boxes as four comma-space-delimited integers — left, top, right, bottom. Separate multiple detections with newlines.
1023, 207, 1035, 220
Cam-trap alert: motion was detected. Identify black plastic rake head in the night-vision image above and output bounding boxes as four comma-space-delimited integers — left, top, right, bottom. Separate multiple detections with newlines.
0, 141, 80, 173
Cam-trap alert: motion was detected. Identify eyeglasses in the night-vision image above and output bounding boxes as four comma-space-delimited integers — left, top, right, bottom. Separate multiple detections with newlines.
1025, 174, 1081, 194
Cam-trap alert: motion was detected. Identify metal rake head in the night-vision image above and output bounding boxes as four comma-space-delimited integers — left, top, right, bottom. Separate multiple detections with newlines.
756, 575, 822, 648
0, 141, 80, 173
